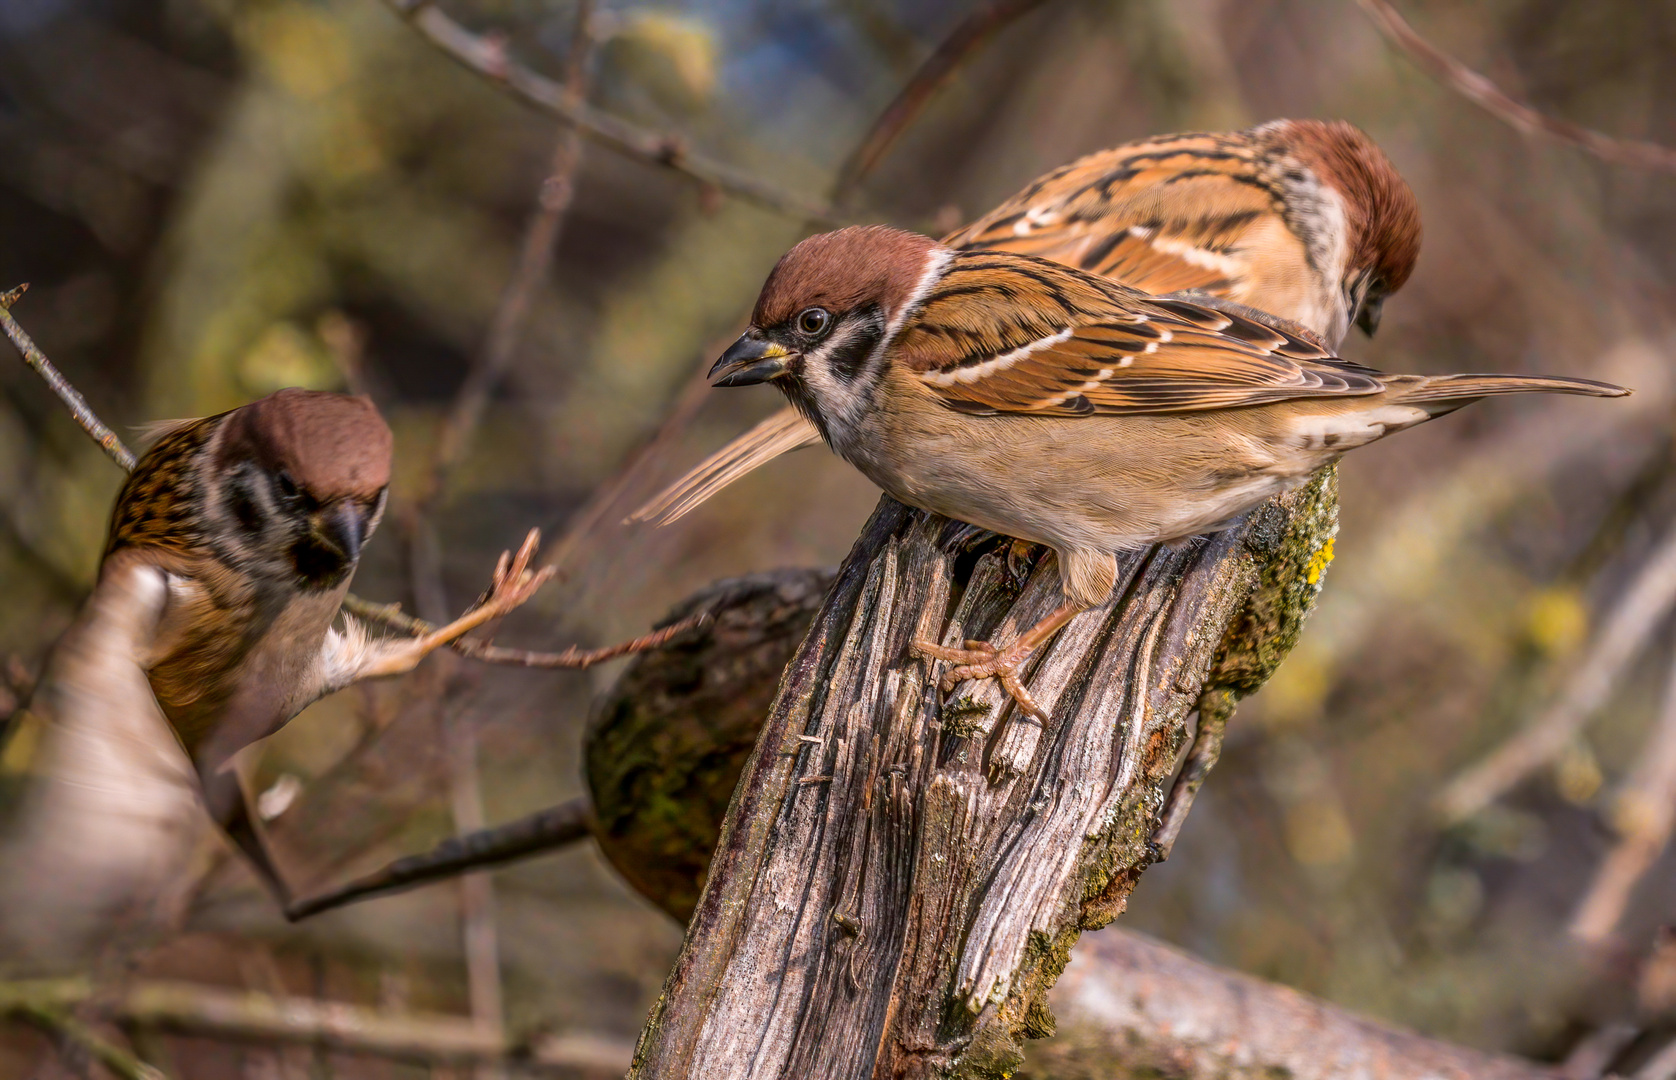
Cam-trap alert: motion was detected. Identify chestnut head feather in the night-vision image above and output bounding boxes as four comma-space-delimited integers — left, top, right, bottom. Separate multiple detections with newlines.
107, 389, 393, 592
216, 388, 392, 502
751, 226, 941, 330
717, 226, 947, 441
1261, 119, 1421, 334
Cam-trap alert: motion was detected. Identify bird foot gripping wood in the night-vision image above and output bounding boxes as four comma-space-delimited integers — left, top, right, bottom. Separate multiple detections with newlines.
913, 597, 1087, 723
357, 529, 555, 679
914, 637, 1047, 722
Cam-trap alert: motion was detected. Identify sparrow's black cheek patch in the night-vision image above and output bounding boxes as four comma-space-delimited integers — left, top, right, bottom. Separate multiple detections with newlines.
227, 474, 264, 533
828, 307, 884, 383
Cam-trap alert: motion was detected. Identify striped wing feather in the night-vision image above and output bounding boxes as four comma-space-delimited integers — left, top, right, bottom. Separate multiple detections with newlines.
900, 254, 1384, 418
944, 133, 1291, 299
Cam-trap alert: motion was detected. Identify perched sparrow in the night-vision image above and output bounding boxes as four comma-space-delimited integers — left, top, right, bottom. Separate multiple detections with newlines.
102, 388, 551, 904
631, 119, 1419, 525
708, 226, 1628, 719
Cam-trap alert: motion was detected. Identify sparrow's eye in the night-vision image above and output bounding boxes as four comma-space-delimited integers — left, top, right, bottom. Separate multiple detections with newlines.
275, 470, 300, 502
796, 308, 831, 337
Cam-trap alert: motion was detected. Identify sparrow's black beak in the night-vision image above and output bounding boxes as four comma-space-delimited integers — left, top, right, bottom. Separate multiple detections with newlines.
312, 501, 369, 564
1355, 295, 1385, 337
710, 333, 790, 387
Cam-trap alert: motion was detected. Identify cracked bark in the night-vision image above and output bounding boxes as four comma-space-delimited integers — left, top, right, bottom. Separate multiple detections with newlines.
622, 468, 1341, 1079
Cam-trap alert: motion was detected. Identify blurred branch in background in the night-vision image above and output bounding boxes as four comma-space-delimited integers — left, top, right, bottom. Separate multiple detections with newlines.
1570, 642, 1676, 943
832, 0, 1054, 204
1436, 521, 1676, 825
0, 977, 630, 1077
417, 1, 597, 512
378, 0, 838, 222
1357, 0, 1676, 173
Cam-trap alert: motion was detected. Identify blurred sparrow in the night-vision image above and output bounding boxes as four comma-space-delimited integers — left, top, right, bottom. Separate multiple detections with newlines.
708, 226, 1628, 720
631, 118, 1419, 524
103, 388, 552, 904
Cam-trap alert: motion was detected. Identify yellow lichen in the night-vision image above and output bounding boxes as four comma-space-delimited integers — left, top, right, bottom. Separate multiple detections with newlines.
1305, 536, 1336, 586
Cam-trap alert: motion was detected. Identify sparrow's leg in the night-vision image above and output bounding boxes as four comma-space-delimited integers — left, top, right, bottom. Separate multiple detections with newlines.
914, 599, 1086, 723
349, 529, 556, 681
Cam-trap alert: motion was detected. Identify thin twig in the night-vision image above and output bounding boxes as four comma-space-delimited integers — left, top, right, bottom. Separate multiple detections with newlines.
6, 1001, 168, 1080
0, 978, 631, 1075
1571, 641, 1676, 942
418, 1, 596, 511
287, 797, 593, 919
0, 284, 136, 470
831, 0, 1053, 203
1436, 521, 1676, 823
1150, 687, 1237, 862
1358, 0, 1676, 173
380, 0, 836, 223
342, 596, 708, 668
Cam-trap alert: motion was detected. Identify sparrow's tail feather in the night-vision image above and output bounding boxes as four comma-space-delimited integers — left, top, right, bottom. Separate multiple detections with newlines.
1392, 373, 1632, 413
626, 407, 822, 527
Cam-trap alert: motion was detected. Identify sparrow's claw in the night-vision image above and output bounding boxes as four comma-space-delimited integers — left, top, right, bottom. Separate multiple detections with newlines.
476, 529, 555, 620
912, 637, 1049, 722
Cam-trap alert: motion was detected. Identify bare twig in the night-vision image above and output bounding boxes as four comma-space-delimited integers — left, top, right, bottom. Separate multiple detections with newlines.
419, 1, 596, 510
287, 797, 593, 919
343, 577, 708, 665
1436, 521, 1676, 823
1, 284, 136, 470
1150, 687, 1236, 861
379, 0, 836, 223
1570, 642, 1676, 942
832, 0, 1053, 202
1357, 0, 1676, 173
5, 1000, 168, 1080
0, 978, 631, 1075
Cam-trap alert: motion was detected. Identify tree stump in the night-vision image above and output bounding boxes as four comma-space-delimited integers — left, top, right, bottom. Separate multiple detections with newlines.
623, 467, 1339, 1079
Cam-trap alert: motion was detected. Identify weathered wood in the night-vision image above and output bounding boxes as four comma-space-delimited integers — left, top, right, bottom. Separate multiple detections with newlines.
627, 470, 1340, 1079
1029, 929, 1561, 1080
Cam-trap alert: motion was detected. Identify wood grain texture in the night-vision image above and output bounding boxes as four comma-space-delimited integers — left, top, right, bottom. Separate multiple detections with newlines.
629, 467, 1340, 1078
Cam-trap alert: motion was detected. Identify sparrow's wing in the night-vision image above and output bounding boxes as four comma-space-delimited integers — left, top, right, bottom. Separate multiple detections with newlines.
631, 133, 1306, 526
942, 133, 1295, 301
901, 257, 1385, 418
0, 559, 206, 963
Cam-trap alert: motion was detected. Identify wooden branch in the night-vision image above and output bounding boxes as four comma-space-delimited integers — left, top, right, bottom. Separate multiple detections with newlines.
628, 471, 1339, 1077
1357, 0, 1676, 173
341, 595, 710, 668
1032, 929, 1561, 1080
379, 0, 836, 223
831, 0, 1053, 203
0, 978, 630, 1075
287, 796, 593, 919
0, 283, 136, 470
1436, 520, 1676, 824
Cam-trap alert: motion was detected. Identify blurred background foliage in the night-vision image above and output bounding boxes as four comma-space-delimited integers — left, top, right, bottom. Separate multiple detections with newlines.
2, 0, 1676, 1074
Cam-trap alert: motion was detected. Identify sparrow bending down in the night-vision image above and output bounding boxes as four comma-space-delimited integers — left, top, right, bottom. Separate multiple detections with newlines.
630, 118, 1420, 526
102, 388, 552, 908
708, 226, 1629, 720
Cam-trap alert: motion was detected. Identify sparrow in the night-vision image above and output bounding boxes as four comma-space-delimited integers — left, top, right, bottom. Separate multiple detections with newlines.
707, 226, 1629, 719
630, 118, 1420, 525
100, 388, 552, 905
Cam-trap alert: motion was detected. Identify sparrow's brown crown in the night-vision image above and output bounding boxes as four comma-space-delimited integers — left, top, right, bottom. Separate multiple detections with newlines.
753, 226, 940, 330
217, 388, 392, 502
1266, 119, 1421, 296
